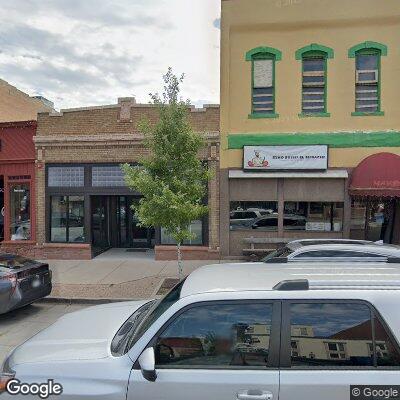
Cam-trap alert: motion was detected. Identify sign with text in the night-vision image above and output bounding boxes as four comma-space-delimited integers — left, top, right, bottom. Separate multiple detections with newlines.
243, 145, 328, 170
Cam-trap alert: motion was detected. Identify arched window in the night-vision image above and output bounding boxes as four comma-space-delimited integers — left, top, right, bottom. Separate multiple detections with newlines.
348, 41, 387, 116
246, 47, 282, 118
296, 44, 334, 117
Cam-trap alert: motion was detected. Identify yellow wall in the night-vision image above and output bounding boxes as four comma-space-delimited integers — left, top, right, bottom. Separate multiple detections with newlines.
220, 0, 400, 169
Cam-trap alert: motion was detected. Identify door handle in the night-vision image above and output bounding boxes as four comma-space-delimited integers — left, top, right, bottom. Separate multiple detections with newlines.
237, 390, 273, 400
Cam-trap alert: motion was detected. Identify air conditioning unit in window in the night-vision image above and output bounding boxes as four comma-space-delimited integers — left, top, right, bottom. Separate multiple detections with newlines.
356, 70, 378, 84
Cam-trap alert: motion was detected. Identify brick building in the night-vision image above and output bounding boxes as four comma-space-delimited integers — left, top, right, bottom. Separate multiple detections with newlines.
29, 98, 220, 260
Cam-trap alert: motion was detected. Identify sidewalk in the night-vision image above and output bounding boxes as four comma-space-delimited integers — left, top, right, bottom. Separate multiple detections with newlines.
46, 249, 225, 301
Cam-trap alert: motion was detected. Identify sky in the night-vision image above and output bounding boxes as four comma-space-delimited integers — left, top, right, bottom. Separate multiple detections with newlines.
0, 0, 221, 110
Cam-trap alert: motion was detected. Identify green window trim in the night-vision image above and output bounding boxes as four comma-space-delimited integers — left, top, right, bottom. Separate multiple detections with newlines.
348, 41, 388, 58
351, 111, 385, 117
298, 112, 331, 118
227, 132, 400, 150
249, 113, 279, 119
245, 46, 282, 61
246, 47, 282, 119
295, 43, 334, 60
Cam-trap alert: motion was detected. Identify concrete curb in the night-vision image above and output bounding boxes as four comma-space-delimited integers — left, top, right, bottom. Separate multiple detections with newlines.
38, 297, 140, 305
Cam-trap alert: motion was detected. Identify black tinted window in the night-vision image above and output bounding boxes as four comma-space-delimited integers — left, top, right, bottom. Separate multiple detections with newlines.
155, 303, 273, 368
374, 317, 400, 367
290, 303, 374, 367
255, 218, 277, 228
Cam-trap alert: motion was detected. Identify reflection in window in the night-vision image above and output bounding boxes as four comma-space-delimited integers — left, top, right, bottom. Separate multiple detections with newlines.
156, 303, 273, 368
374, 317, 400, 367
10, 184, 30, 241
284, 202, 343, 232
290, 303, 374, 367
230, 201, 278, 230
161, 220, 203, 245
51, 196, 84, 243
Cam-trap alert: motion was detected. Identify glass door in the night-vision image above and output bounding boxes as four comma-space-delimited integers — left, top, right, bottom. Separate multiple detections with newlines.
91, 196, 110, 254
129, 197, 155, 249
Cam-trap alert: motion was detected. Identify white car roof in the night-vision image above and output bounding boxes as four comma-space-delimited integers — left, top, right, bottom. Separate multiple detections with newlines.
180, 262, 400, 297
289, 243, 400, 256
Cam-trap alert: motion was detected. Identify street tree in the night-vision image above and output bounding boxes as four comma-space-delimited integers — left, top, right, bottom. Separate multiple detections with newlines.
122, 68, 210, 280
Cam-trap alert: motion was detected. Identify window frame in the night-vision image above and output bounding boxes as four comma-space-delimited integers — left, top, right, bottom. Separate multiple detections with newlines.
352, 48, 383, 116
136, 300, 282, 370
280, 299, 400, 370
299, 50, 329, 117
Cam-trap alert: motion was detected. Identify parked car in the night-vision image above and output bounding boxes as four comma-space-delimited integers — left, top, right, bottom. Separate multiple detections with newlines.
0, 254, 52, 315
251, 214, 306, 230
1, 262, 400, 399
230, 209, 273, 229
263, 240, 400, 263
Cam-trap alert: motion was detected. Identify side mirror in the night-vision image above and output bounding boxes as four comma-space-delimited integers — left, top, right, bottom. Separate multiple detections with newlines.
138, 347, 157, 382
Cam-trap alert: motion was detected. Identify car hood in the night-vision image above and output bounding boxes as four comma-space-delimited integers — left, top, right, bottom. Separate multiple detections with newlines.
9, 300, 151, 366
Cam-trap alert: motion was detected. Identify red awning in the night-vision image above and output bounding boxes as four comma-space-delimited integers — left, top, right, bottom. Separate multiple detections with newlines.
350, 152, 400, 197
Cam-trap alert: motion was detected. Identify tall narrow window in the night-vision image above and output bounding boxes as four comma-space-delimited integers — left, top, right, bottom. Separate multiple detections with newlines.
252, 53, 276, 115
355, 49, 380, 113
301, 51, 327, 115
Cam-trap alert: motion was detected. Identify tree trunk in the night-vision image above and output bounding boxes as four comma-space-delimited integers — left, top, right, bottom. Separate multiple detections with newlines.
177, 242, 183, 281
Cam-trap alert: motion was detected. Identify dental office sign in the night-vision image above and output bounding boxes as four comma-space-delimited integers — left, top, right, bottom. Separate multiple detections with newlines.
243, 145, 328, 170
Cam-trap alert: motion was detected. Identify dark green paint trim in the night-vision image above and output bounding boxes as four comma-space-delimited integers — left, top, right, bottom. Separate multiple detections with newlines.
245, 46, 282, 61
351, 111, 385, 117
228, 132, 400, 149
248, 113, 279, 119
348, 41, 388, 58
295, 43, 334, 60
298, 112, 331, 118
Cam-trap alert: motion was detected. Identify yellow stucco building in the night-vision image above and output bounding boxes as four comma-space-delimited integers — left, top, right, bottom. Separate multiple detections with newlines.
220, 0, 400, 257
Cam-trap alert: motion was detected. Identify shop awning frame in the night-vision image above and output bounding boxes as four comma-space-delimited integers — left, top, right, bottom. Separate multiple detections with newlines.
229, 169, 348, 179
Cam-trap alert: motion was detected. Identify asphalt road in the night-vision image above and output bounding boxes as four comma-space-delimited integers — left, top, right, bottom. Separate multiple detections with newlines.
0, 301, 89, 365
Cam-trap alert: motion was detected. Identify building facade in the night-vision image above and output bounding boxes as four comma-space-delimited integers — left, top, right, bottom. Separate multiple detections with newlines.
220, 0, 400, 257
30, 98, 220, 260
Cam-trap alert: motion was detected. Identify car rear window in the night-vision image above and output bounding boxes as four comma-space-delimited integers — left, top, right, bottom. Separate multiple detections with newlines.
0, 254, 39, 269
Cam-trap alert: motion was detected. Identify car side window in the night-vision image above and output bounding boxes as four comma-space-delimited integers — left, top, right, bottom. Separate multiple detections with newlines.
295, 250, 385, 259
374, 316, 400, 367
154, 302, 274, 368
289, 302, 374, 367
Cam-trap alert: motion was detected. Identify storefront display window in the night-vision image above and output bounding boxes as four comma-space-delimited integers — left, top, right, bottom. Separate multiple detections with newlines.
284, 202, 344, 232
10, 184, 30, 240
230, 201, 278, 230
161, 220, 203, 245
350, 199, 396, 243
51, 195, 84, 242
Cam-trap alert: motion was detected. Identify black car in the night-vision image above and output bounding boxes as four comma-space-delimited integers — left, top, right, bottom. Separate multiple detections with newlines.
0, 254, 52, 314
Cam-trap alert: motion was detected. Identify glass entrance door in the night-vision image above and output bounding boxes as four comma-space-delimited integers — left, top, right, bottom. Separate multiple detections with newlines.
91, 196, 110, 254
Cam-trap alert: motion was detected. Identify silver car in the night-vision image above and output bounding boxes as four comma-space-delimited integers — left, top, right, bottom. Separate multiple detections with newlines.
263, 240, 400, 263
1, 262, 400, 399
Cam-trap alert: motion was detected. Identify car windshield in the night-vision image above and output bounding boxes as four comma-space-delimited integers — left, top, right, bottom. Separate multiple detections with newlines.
262, 246, 293, 262
111, 279, 185, 356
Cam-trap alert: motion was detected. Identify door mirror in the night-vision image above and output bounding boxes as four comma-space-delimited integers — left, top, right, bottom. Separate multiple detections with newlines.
138, 347, 157, 382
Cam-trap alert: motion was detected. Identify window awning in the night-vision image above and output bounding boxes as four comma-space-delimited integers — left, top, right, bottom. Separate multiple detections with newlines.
229, 169, 348, 179
349, 152, 400, 198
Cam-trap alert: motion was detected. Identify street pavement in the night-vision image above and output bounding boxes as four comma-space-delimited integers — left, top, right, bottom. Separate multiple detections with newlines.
0, 301, 90, 365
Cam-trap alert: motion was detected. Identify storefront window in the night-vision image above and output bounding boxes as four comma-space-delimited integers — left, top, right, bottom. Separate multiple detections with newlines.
10, 184, 31, 240
161, 220, 203, 245
284, 202, 344, 232
351, 199, 395, 243
48, 166, 84, 187
51, 195, 84, 242
230, 201, 278, 230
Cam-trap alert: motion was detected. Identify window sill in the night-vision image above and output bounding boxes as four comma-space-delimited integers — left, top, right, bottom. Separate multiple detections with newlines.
351, 111, 385, 117
298, 112, 330, 118
248, 113, 279, 119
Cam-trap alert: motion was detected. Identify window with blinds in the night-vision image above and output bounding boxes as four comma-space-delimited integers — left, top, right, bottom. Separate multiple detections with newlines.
355, 51, 380, 113
301, 54, 326, 114
252, 55, 275, 115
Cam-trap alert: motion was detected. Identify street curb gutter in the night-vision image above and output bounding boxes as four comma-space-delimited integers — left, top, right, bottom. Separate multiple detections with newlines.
38, 297, 140, 305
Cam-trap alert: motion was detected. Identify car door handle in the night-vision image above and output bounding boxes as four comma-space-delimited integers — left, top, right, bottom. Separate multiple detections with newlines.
237, 390, 273, 400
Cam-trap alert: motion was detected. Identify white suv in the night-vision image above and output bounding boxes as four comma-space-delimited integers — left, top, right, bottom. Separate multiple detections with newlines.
1, 262, 400, 399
